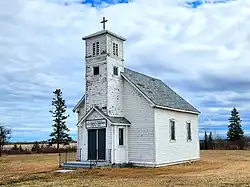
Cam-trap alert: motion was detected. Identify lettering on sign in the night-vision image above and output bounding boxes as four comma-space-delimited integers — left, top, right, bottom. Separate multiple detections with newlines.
86, 119, 107, 129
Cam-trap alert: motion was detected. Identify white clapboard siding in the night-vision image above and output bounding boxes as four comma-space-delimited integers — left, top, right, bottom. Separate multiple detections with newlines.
123, 80, 155, 164
154, 108, 200, 165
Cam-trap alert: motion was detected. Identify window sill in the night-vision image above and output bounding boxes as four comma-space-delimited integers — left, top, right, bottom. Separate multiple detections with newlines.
170, 139, 176, 143
187, 139, 192, 142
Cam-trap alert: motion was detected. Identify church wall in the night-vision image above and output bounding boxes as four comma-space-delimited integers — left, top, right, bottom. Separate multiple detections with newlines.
123, 80, 155, 164
85, 57, 108, 112
154, 108, 200, 165
107, 56, 124, 116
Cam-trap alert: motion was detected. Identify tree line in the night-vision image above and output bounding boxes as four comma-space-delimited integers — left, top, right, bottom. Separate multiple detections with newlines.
0, 88, 73, 156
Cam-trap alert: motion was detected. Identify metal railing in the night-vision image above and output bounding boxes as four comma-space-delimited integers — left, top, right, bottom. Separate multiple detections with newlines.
59, 148, 112, 167
59, 148, 81, 167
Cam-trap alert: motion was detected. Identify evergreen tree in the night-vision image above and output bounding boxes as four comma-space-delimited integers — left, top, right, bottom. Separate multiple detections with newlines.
227, 108, 244, 141
48, 89, 72, 153
204, 131, 208, 150
0, 125, 11, 157
208, 132, 213, 149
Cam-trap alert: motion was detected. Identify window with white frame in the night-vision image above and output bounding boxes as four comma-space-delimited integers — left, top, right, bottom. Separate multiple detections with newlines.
170, 119, 175, 141
187, 122, 192, 140
119, 128, 124, 146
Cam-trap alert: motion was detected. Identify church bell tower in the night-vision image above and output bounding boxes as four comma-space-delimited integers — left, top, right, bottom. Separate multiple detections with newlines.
82, 17, 126, 117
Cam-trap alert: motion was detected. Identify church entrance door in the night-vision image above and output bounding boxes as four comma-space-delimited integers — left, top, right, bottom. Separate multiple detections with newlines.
88, 129, 106, 160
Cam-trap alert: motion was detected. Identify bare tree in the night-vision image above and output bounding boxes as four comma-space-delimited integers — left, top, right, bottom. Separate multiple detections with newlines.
0, 125, 11, 157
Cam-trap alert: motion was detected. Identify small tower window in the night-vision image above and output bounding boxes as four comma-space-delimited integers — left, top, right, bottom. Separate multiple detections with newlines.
115, 43, 118, 56
112, 42, 119, 56
113, 66, 118, 75
92, 43, 96, 56
93, 66, 99, 75
112, 42, 116, 56
96, 42, 100, 55
92, 41, 100, 56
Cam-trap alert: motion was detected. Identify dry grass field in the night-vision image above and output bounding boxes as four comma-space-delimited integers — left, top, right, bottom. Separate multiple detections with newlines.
1, 150, 250, 187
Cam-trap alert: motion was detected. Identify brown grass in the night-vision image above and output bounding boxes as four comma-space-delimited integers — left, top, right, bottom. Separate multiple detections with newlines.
1, 150, 250, 186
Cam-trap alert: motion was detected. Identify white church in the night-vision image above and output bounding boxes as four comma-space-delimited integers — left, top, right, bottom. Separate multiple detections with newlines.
73, 18, 200, 167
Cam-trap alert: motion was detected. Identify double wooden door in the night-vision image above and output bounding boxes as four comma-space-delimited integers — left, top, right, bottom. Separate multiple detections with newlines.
88, 129, 106, 160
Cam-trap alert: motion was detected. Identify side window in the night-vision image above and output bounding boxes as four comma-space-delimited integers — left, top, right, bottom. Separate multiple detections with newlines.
113, 66, 118, 75
119, 128, 124, 146
93, 66, 99, 75
187, 122, 192, 141
170, 119, 175, 141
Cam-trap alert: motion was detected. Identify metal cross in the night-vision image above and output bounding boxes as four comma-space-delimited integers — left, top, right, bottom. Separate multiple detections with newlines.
100, 17, 108, 30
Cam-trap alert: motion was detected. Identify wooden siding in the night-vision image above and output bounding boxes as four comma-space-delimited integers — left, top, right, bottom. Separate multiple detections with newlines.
154, 108, 200, 164
123, 80, 155, 164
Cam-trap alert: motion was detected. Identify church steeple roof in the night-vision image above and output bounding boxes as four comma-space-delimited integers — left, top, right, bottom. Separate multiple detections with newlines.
82, 29, 126, 41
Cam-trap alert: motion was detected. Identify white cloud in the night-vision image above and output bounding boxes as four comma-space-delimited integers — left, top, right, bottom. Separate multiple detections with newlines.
1, 0, 250, 141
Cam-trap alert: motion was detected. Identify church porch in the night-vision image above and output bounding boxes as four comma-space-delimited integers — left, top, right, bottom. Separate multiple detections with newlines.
76, 106, 131, 166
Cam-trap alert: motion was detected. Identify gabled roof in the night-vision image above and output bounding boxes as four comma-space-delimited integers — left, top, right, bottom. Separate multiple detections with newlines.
77, 106, 131, 126
121, 68, 200, 114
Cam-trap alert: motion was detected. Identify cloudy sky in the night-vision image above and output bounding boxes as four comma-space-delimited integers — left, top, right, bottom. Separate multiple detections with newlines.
1, 0, 250, 142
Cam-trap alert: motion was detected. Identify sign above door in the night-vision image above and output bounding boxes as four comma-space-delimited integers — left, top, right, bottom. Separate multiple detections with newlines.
86, 119, 107, 129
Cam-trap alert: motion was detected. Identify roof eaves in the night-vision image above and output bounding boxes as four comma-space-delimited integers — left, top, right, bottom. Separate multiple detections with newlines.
82, 30, 126, 41
153, 104, 200, 115
73, 95, 85, 112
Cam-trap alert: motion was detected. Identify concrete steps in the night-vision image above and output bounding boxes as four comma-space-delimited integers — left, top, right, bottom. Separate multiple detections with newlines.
61, 161, 112, 169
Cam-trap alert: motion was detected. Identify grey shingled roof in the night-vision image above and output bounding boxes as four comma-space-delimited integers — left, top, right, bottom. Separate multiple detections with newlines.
121, 68, 200, 113
107, 116, 131, 124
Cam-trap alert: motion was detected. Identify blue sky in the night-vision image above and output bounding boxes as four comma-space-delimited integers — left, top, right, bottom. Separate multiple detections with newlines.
1, 0, 250, 142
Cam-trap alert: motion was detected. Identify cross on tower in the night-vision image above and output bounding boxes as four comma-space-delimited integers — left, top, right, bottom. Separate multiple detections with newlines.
100, 17, 108, 30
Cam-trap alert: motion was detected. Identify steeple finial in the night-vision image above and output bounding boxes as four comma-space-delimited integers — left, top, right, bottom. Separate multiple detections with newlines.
100, 17, 108, 30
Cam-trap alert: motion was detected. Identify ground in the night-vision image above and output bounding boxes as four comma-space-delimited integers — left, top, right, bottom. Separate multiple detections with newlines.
1, 150, 250, 187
